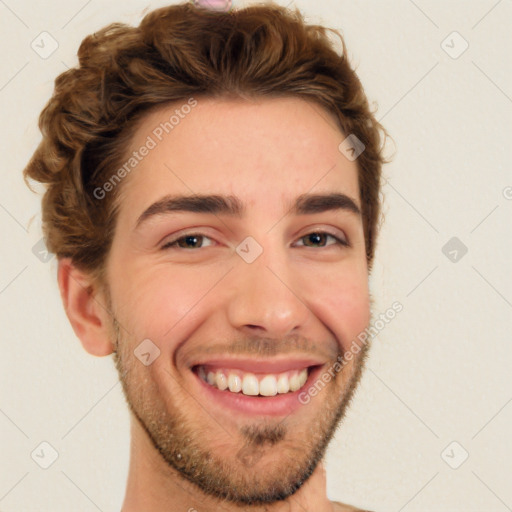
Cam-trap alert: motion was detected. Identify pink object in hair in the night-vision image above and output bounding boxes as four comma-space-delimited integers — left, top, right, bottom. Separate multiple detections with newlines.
194, 0, 232, 12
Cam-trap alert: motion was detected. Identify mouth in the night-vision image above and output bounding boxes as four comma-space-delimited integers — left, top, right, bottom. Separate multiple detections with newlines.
190, 359, 325, 416
196, 365, 310, 396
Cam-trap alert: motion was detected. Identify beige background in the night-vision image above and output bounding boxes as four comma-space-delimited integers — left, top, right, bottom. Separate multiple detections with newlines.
1, 0, 511, 510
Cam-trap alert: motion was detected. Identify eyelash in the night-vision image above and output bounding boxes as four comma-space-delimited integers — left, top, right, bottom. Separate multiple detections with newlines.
161, 230, 349, 250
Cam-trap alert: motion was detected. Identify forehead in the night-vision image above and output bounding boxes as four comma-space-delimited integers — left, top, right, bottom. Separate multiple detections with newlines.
116, 96, 360, 221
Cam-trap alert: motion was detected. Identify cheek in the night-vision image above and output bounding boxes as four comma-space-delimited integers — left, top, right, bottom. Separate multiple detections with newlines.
304, 266, 370, 353
109, 263, 213, 344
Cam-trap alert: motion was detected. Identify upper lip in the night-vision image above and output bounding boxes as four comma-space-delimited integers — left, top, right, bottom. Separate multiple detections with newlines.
191, 357, 325, 374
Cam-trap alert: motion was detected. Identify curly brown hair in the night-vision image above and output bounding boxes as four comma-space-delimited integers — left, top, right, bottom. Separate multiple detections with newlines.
23, 1, 388, 287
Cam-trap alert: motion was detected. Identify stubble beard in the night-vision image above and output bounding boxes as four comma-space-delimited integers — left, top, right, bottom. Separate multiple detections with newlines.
109, 316, 371, 506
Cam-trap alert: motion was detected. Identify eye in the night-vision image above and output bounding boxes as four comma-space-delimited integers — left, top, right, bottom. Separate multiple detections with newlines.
294, 231, 349, 248
161, 233, 214, 250
161, 230, 349, 251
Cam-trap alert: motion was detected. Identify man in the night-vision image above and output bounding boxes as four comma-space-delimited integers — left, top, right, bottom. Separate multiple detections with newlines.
24, 2, 387, 510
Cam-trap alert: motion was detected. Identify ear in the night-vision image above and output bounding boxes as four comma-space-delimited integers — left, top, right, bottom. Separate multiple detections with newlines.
57, 257, 114, 357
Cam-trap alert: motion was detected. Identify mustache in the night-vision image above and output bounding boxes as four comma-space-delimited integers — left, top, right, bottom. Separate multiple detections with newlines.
182, 334, 341, 361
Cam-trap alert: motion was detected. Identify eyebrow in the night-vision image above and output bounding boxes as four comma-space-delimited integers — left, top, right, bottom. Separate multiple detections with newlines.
135, 192, 361, 229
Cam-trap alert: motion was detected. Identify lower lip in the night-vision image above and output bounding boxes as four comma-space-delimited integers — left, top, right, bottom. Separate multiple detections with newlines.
191, 366, 323, 417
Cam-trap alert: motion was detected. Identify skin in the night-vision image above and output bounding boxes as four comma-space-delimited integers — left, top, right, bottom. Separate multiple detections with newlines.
58, 97, 372, 512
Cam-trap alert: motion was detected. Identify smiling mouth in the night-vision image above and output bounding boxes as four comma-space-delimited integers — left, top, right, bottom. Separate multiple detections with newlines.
194, 365, 313, 397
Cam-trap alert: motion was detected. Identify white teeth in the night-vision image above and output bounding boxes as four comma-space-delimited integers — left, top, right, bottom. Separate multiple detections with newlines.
228, 373, 242, 393
276, 374, 290, 394
216, 372, 228, 391
259, 375, 277, 396
242, 374, 259, 396
289, 371, 301, 392
298, 368, 308, 387
199, 366, 310, 396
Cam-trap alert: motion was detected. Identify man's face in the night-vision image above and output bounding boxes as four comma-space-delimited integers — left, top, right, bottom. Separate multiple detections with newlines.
104, 97, 371, 504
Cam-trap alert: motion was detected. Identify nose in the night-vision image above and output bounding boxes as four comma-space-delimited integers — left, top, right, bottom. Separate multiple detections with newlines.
226, 246, 310, 339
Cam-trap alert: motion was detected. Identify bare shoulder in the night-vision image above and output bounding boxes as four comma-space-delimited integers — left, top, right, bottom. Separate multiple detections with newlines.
330, 500, 375, 512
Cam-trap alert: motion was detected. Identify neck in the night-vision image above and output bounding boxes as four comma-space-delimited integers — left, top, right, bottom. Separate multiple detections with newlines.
120, 418, 336, 512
